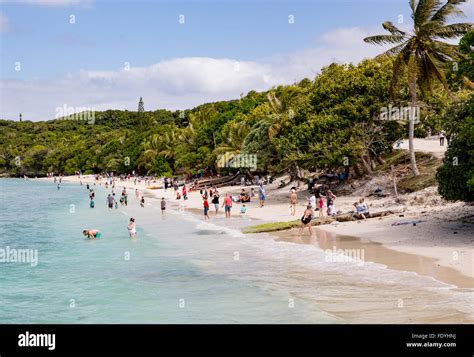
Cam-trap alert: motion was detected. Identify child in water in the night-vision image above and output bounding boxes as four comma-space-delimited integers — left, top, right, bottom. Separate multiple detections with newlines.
90, 199, 95, 208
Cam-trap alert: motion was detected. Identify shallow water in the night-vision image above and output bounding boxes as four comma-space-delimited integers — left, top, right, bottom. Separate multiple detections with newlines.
0, 179, 472, 323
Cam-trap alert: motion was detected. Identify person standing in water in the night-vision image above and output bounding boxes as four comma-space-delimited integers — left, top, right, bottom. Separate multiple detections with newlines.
140, 196, 145, 208
127, 218, 137, 239
161, 197, 166, 215
106, 194, 114, 209
203, 196, 210, 220
182, 184, 188, 200
212, 191, 220, 215
222, 193, 232, 218
299, 205, 313, 235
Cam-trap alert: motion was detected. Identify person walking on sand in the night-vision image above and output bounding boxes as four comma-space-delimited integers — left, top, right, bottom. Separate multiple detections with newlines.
299, 205, 313, 235
203, 196, 210, 221
290, 189, 297, 216
127, 218, 137, 239
212, 191, 220, 215
258, 184, 266, 208
182, 184, 188, 200
161, 197, 166, 215
318, 196, 324, 218
222, 193, 232, 218
439, 131, 445, 146
308, 192, 316, 213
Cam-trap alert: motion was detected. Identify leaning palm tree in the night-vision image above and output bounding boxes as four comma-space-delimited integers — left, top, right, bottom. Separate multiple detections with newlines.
364, 0, 472, 176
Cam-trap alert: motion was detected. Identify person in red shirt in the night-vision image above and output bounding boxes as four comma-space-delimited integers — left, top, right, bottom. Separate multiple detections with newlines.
222, 193, 233, 218
182, 184, 188, 200
203, 197, 210, 220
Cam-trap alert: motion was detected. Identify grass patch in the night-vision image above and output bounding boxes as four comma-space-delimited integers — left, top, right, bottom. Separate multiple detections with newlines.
398, 156, 441, 192
376, 150, 410, 172
242, 220, 300, 234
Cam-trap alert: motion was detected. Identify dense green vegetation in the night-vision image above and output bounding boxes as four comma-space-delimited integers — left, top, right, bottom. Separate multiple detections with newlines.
436, 96, 474, 201
0, 57, 403, 177
364, 0, 472, 176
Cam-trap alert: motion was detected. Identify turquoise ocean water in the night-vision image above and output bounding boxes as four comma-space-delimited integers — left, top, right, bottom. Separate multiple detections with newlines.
0, 179, 472, 323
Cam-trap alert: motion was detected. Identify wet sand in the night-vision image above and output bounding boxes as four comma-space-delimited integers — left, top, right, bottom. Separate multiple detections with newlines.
272, 228, 474, 289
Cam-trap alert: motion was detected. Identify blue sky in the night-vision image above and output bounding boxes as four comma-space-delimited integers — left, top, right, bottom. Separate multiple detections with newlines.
0, 0, 472, 120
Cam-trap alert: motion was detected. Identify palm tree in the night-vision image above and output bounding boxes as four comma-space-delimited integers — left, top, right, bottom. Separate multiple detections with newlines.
266, 86, 305, 183
364, 0, 472, 176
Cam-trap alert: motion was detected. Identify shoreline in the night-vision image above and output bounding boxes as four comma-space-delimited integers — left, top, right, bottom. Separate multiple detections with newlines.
38, 175, 473, 289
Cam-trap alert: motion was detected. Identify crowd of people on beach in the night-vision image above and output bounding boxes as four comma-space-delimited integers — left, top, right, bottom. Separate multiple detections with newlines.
48, 169, 370, 239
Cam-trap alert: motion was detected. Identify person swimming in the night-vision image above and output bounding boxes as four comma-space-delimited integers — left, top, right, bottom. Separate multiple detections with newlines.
83, 229, 101, 239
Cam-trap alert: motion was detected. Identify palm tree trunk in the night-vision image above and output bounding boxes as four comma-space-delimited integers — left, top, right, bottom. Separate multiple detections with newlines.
408, 75, 420, 176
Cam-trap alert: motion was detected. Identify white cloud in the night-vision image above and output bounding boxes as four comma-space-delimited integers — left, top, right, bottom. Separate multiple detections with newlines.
0, 27, 391, 121
0, 12, 10, 33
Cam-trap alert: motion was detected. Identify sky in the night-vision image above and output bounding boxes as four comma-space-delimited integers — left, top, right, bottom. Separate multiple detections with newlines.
0, 0, 472, 121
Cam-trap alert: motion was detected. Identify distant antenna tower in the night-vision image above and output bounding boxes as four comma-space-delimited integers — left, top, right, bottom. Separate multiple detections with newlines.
19, 113, 22, 122
138, 97, 144, 113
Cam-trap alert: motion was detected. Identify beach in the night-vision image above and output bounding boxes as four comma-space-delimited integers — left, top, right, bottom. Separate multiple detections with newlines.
0, 175, 460, 324
52, 174, 473, 290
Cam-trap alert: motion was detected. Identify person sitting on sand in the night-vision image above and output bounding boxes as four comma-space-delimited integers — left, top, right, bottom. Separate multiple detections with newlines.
299, 205, 313, 235
240, 189, 250, 203
83, 229, 101, 239
127, 218, 137, 239
354, 198, 369, 220
327, 199, 336, 216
